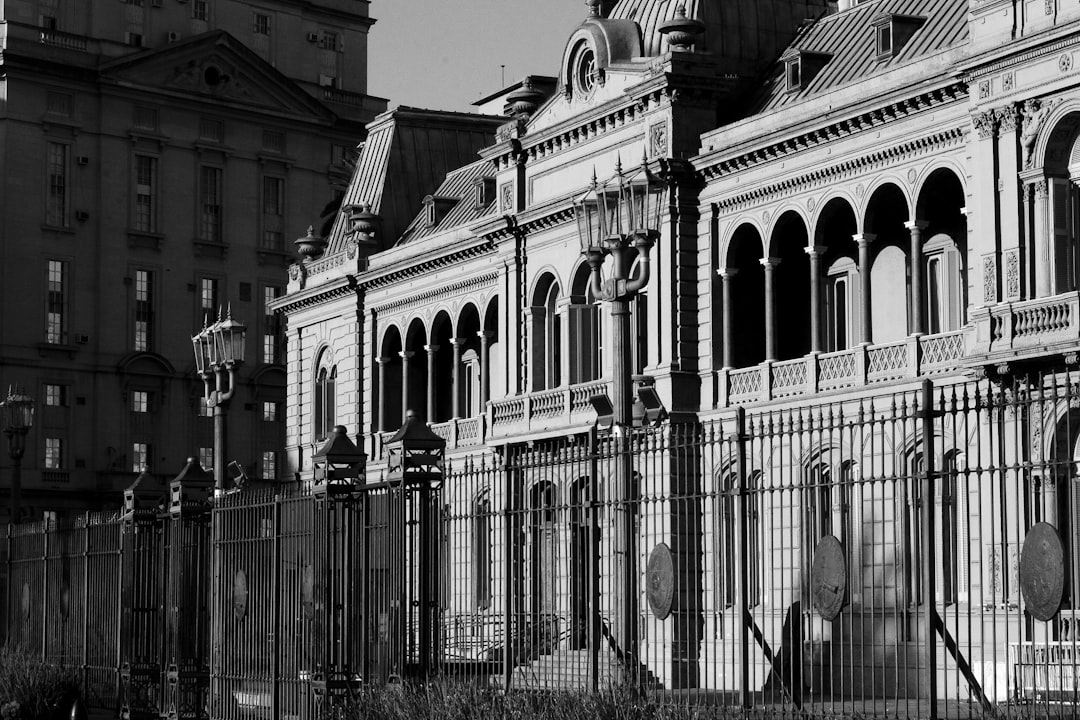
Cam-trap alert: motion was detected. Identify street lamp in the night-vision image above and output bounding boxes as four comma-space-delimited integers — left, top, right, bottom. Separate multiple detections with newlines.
0, 385, 35, 523
191, 306, 246, 494
573, 157, 666, 681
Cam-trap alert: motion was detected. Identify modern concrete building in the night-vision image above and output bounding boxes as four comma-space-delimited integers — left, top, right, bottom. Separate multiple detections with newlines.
274, 0, 1080, 708
0, 0, 387, 517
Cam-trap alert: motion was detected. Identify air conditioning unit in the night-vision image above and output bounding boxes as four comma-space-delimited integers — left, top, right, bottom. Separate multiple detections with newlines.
76, 155, 89, 165
167, 31, 181, 43
306, 32, 319, 42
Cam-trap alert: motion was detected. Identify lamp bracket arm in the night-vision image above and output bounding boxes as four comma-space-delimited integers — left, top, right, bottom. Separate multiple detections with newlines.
218, 366, 238, 404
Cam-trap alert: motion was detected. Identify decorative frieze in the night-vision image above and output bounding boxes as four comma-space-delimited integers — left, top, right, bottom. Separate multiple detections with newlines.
983, 255, 998, 303
1004, 248, 1021, 299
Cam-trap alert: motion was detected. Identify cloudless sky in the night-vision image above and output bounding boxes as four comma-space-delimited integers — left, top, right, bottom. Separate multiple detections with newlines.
368, 0, 588, 113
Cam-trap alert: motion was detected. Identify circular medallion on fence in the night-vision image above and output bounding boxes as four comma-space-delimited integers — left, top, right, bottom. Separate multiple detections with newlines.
233, 569, 249, 620
1020, 522, 1065, 622
810, 535, 847, 621
646, 543, 675, 620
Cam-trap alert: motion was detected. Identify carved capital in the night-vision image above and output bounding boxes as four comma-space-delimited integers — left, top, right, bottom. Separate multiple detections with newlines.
972, 110, 999, 140
996, 105, 1022, 133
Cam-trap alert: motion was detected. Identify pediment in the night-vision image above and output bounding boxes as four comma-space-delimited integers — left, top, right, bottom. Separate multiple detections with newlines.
100, 31, 332, 120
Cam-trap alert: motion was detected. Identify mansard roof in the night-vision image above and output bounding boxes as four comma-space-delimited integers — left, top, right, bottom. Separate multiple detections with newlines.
750, 0, 968, 114
324, 107, 504, 255
396, 159, 497, 246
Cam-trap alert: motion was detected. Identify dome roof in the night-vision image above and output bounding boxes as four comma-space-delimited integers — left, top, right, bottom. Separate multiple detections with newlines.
607, 0, 826, 72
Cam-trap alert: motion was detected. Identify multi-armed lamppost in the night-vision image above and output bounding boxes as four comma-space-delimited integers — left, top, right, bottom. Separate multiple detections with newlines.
0, 385, 35, 523
573, 158, 666, 678
191, 307, 246, 494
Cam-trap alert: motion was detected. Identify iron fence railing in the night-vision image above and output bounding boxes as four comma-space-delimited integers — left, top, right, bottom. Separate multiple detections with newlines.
8, 373, 1080, 718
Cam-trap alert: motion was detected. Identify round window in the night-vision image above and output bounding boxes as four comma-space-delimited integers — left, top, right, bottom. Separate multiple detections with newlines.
575, 47, 598, 97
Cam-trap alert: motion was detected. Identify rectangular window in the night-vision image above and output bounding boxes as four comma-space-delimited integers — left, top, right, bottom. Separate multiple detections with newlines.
132, 442, 150, 473
198, 118, 224, 143
46, 142, 69, 227
199, 277, 219, 317
261, 130, 284, 153
46, 260, 68, 344
134, 269, 154, 351
134, 106, 158, 131
134, 156, 157, 233
198, 396, 212, 417
46, 92, 72, 116
319, 31, 339, 51
125, 32, 143, 47
192, 0, 208, 21
263, 176, 284, 217
263, 286, 282, 364
199, 167, 223, 243
261, 231, 284, 251
39, 15, 58, 30
253, 13, 271, 34
131, 390, 150, 413
45, 384, 67, 407
261, 451, 276, 480
199, 446, 214, 470
44, 438, 63, 469
262, 401, 280, 421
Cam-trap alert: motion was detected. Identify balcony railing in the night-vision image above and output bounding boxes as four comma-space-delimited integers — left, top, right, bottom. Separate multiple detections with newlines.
720, 330, 966, 406
970, 291, 1080, 362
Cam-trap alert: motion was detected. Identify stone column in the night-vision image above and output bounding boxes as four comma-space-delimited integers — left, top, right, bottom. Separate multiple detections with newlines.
760, 258, 780, 361
424, 344, 439, 423
853, 233, 876, 344
1030, 178, 1051, 297
399, 350, 414, 419
717, 268, 737, 368
906, 221, 928, 335
478, 330, 493, 406
805, 246, 825, 353
375, 356, 390, 432
450, 339, 465, 418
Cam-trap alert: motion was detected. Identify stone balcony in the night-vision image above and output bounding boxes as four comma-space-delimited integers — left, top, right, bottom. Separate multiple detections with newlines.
969, 291, 1080, 366
719, 330, 967, 406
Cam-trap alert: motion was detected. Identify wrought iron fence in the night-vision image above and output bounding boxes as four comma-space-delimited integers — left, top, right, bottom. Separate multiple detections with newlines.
7, 373, 1080, 719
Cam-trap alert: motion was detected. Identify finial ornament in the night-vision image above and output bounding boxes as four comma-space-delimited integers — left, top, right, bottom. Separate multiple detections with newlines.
658, 3, 706, 51
586, 0, 602, 18
295, 224, 327, 261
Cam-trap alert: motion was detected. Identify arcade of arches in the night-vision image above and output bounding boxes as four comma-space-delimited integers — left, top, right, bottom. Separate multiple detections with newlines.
718, 171, 968, 368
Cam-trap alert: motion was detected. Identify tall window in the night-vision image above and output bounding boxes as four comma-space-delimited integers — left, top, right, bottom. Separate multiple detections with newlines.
199, 166, 223, 243
314, 364, 337, 441
262, 401, 280, 421
134, 156, 157, 232
1052, 178, 1080, 294
46, 260, 68, 344
923, 235, 964, 334
261, 451, 277, 480
45, 384, 67, 407
263, 286, 282, 364
473, 491, 492, 609
44, 438, 63, 469
199, 277, 219, 324
130, 391, 150, 413
132, 442, 150, 472
632, 286, 648, 375
262, 176, 284, 250
253, 13, 271, 34
134, 269, 154, 352
826, 258, 857, 351
192, 0, 208, 21
199, 446, 214, 470
46, 142, 69, 227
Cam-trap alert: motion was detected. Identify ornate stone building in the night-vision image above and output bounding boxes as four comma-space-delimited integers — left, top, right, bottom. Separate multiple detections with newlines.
0, 0, 386, 516
275, 0, 1080, 705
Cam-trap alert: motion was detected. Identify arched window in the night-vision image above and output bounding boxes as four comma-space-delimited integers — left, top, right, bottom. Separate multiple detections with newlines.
314, 362, 336, 441
825, 258, 858, 351
923, 234, 964, 334
714, 469, 760, 609
530, 276, 562, 391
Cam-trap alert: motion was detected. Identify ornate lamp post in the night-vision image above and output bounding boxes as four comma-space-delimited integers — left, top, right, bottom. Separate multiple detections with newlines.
573, 158, 666, 680
191, 307, 246, 494
1, 385, 35, 523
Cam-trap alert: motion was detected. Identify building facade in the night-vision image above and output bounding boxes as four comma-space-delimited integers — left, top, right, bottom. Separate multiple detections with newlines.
0, 0, 387, 517
275, 0, 1080, 708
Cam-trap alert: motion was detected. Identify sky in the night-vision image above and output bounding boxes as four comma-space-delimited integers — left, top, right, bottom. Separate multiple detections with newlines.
367, 0, 588, 113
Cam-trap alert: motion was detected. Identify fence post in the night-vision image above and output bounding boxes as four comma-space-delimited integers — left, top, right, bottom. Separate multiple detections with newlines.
41, 520, 49, 660
920, 379, 938, 718
501, 449, 515, 692
82, 512, 91, 699
734, 407, 751, 709
588, 427, 600, 694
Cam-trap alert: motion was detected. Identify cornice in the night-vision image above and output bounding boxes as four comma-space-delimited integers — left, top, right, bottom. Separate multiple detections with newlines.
711, 126, 966, 214
962, 26, 1080, 81
374, 271, 500, 315
361, 240, 495, 291
270, 275, 356, 315
698, 82, 967, 181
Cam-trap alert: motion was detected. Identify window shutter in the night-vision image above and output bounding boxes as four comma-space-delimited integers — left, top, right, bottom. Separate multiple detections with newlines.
1052, 178, 1074, 292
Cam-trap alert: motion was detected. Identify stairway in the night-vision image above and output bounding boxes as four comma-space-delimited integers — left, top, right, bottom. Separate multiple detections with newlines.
509, 647, 662, 691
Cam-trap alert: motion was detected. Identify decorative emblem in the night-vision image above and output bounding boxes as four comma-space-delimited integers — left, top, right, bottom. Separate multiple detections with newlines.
233, 569, 249, 620
1005, 249, 1020, 299
907, 168, 917, 184
1003, 71, 1015, 93
983, 255, 997, 303
646, 543, 675, 620
762, 210, 771, 223
649, 122, 668, 158
810, 535, 847, 621
979, 80, 991, 100
1046, 0, 1056, 15
855, 183, 865, 198
1060, 53, 1073, 74
1020, 522, 1064, 621
807, 196, 816, 211
500, 183, 514, 213
345, 238, 358, 260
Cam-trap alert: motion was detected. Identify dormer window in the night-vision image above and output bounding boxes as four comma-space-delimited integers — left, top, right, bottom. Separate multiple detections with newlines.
871, 13, 925, 60
473, 177, 496, 210
781, 49, 831, 92
423, 195, 457, 229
